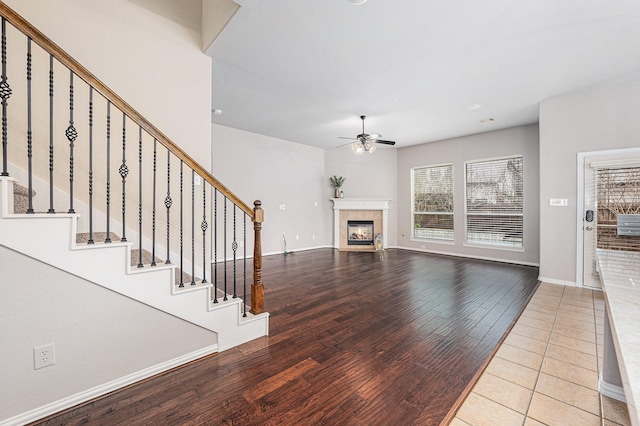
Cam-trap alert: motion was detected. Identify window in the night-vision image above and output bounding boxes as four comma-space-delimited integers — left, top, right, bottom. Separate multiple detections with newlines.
596, 165, 640, 252
412, 164, 454, 241
465, 156, 523, 248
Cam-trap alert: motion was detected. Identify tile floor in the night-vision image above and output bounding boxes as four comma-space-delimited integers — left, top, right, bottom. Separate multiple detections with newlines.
451, 282, 632, 426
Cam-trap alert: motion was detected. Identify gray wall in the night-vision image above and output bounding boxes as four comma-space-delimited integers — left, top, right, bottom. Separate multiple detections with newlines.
539, 77, 640, 284
396, 125, 540, 265
211, 124, 399, 255
324, 147, 398, 247
212, 123, 539, 264
212, 124, 329, 254
0, 245, 216, 422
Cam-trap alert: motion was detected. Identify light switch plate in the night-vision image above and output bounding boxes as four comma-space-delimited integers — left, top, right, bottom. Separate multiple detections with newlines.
549, 198, 568, 207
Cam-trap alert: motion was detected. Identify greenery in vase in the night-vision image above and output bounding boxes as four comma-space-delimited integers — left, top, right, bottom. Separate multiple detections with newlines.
329, 175, 346, 188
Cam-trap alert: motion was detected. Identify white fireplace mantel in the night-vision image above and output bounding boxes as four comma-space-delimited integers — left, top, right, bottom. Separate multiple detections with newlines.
332, 198, 391, 249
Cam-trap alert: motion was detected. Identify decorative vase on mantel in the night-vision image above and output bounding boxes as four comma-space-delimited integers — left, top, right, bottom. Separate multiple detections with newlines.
329, 175, 346, 199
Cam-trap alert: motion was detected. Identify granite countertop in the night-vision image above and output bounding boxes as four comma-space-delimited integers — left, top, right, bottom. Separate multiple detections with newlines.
597, 249, 640, 425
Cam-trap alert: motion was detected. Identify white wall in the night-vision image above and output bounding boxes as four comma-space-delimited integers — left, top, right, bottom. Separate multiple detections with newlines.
539, 77, 640, 284
0, 245, 216, 423
212, 124, 328, 255
396, 125, 540, 265
4, 0, 212, 169
324, 147, 398, 246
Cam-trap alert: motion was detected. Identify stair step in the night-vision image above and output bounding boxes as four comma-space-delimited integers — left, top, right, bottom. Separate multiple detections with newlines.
130, 248, 196, 287
12, 182, 36, 214
75, 232, 197, 287
10, 180, 239, 311
76, 232, 121, 244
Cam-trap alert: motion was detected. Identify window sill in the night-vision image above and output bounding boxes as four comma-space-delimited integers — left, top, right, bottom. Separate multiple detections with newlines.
411, 237, 455, 246
463, 242, 525, 252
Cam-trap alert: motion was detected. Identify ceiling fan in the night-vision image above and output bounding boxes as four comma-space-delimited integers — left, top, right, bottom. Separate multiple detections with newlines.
338, 115, 396, 154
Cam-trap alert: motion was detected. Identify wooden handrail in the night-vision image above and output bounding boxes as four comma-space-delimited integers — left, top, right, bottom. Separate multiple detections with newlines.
0, 1, 254, 218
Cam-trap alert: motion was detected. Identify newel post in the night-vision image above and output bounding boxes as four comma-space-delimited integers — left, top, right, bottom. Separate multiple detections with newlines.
251, 200, 265, 314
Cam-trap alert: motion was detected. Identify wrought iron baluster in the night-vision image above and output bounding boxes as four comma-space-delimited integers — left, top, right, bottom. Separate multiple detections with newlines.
201, 183, 208, 283
105, 101, 112, 243
213, 188, 218, 303
0, 17, 11, 177
179, 160, 184, 288
87, 87, 94, 244
233, 204, 237, 298
66, 70, 77, 214
26, 38, 33, 214
47, 54, 54, 213
164, 149, 171, 263
223, 196, 228, 301
191, 169, 195, 285
137, 127, 143, 268
151, 139, 157, 266
119, 112, 128, 241
243, 213, 247, 317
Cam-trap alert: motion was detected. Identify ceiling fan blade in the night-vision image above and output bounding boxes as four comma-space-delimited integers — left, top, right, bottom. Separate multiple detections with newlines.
374, 139, 396, 145
338, 136, 358, 140
336, 141, 357, 148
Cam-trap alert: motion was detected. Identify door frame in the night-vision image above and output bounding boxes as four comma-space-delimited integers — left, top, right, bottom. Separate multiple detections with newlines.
576, 147, 640, 287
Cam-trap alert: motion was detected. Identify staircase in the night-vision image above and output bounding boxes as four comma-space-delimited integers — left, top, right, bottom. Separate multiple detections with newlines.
0, 3, 269, 424
1, 177, 269, 352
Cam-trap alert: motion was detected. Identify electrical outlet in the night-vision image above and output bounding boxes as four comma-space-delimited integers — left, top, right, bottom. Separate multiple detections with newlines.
314, 201, 317, 207
296, 234, 299, 240
194, 176, 201, 186
279, 204, 285, 210
34, 343, 55, 370
312, 235, 316, 240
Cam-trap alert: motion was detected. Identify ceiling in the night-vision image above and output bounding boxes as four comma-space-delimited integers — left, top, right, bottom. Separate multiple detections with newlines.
205, 0, 640, 150
128, 0, 203, 34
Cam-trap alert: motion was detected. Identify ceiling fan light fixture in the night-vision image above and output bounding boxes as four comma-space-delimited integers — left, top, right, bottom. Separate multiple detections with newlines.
347, 0, 367, 5
339, 115, 396, 155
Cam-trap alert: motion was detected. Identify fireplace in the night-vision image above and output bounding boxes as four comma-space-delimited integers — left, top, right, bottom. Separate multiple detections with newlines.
347, 220, 374, 246
332, 198, 390, 251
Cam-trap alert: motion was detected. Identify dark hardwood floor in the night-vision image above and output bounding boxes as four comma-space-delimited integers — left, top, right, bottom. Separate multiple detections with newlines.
32, 248, 539, 426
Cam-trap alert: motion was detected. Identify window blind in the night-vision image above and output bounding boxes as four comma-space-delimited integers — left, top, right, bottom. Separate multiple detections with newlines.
465, 156, 523, 247
412, 164, 454, 240
596, 166, 640, 252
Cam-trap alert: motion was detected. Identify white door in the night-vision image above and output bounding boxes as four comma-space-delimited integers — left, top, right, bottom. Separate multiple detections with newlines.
582, 161, 600, 288
581, 152, 640, 288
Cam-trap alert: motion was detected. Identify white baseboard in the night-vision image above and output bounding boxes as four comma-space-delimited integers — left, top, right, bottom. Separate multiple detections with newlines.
599, 373, 627, 403
262, 245, 334, 257
537, 276, 577, 287
0, 344, 218, 426
396, 245, 540, 267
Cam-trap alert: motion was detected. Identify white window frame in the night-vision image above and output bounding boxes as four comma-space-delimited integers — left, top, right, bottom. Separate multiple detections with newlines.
411, 163, 454, 242
464, 155, 524, 250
